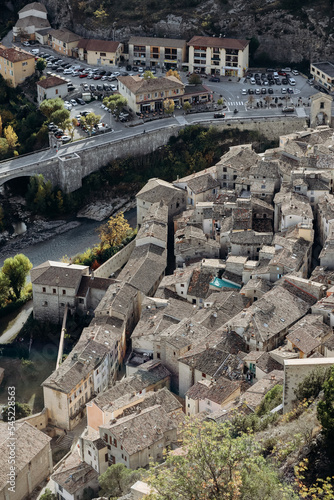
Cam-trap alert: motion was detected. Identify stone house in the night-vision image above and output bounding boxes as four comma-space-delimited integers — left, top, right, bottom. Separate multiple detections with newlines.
273, 191, 313, 233
128, 36, 187, 70
174, 226, 220, 267
154, 318, 212, 393
85, 361, 172, 431
178, 334, 246, 398
136, 178, 186, 225
13, 2, 50, 41
243, 351, 282, 381
99, 405, 180, 469
186, 267, 216, 306
0, 45, 35, 87
185, 173, 220, 206
240, 371, 284, 412
31, 261, 90, 323
292, 175, 329, 209
80, 387, 180, 473
229, 230, 273, 260
118, 75, 184, 114
317, 193, 334, 246
187, 36, 249, 77
76, 275, 114, 315
77, 39, 123, 66
185, 377, 241, 416
225, 281, 315, 351
215, 145, 259, 189
52, 462, 99, 500
131, 296, 194, 355
0, 422, 52, 500
37, 75, 68, 104
42, 335, 112, 430
286, 314, 332, 358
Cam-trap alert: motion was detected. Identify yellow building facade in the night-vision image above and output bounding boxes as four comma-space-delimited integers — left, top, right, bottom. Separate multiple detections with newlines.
0, 45, 35, 87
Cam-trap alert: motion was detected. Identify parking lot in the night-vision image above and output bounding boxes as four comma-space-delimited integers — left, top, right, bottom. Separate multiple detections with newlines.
20, 42, 325, 140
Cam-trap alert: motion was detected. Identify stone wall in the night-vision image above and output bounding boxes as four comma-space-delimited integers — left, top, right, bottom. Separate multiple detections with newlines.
283, 357, 334, 413
15, 407, 49, 430
94, 239, 136, 278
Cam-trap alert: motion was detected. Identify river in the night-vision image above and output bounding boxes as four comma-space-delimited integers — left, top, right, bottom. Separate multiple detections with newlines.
0, 208, 137, 268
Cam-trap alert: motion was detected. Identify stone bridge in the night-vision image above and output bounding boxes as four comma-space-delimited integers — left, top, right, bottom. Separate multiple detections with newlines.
0, 124, 181, 193
0, 115, 308, 194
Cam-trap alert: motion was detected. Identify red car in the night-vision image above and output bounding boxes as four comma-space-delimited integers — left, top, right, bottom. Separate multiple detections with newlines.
278, 71, 287, 76
93, 74, 102, 80
79, 72, 88, 78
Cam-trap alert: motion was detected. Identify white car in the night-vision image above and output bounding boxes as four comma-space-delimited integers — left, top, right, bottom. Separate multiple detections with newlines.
113, 71, 121, 76
110, 84, 117, 91
72, 70, 80, 77
70, 99, 78, 106
241, 89, 247, 95
292, 70, 299, 76
138, 68, 143, 74
64, 101, 72, 110
63, 68, 73, 75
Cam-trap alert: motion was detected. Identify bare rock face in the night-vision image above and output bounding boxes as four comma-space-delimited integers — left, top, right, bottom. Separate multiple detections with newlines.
41, 0, 334, 63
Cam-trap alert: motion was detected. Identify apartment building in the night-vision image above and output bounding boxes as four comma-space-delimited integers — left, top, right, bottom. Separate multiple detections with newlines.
128, 36, 187, 70
187, 35, 249, 77
0, 45, 35, 87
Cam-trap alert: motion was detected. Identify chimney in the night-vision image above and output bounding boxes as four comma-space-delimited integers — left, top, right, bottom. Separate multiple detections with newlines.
91, 271, 94, 280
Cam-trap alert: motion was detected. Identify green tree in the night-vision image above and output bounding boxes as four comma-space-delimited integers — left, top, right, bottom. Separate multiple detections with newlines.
36, 58, 47, 73
99, 463, 144, 498
103, 95, 128, 120
39, 489, 57, 500
183, 101, 191, 113
2, 402, 31, 422
0, 271, 11, 306
51, 108, 71, 131
98, 212, 130, 248
80, 112, 101, 136
143, 70, 156, 79
2, 254, 33, 299
188, 73, 202, 84
295, 366, 330, 403
317, 365, 334, 440
146, 420, 296, 500
217, 97, 224, 106
0, 137, 8, 157
163, 98, 175, 115
40, 98, 65, 121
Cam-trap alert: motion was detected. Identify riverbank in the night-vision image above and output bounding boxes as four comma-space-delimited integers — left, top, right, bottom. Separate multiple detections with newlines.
0, 196, 137, 267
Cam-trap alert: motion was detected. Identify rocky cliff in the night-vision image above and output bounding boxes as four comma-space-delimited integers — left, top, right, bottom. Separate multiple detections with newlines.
5, 0, 334, 64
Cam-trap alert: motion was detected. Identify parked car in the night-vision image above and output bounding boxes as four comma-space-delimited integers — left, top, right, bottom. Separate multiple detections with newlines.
255, 88, 261, 94
61, 135, 71, 143
103, 84, 111, 91
96, 84, 103, 91
138, 68, 144, 73
209, 76, 220, 82
281, 87, 287, 94
67, 85, 75, 92
110, 84, 117, 91
76, 97, 85, 105
268, 88, 274, 94
261, 88, 266, 94
93, 74, 102, 80
241, 89, 247, 95
287, 88, 294, 94
48, 122, 58, 131
288, 78, 296, 86
89, 84, 96, 91
79, 72, 88, 78
70, 99, 78, 106
22, 41, 30, 47
63, 68, 73, 75
292, 70, 299, 75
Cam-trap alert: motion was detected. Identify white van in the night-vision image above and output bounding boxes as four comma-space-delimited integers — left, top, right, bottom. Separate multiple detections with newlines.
288, 78, 296, 86
250, 77, 255, 85
31, 48, 40, 55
